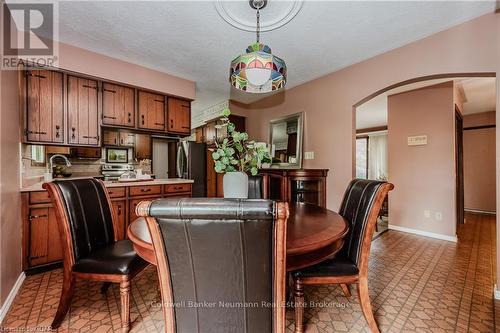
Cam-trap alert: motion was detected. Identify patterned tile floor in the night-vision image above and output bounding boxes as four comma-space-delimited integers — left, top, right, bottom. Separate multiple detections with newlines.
1, 212, 496, 332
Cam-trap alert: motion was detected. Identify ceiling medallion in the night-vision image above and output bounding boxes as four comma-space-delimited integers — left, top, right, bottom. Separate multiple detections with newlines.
215, 0, 303, 32
228, 0, 289, 94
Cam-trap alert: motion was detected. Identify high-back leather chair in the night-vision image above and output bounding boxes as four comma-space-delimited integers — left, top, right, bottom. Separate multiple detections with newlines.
248, 175, 264, 199
292, 179, 394, 333
136, 198, 289, 333
43, 179, 147, 332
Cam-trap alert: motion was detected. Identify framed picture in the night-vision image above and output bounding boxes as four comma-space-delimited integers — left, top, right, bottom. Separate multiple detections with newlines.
106, 148, 128, 163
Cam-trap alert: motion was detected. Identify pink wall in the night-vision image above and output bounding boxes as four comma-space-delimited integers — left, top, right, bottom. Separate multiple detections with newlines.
463, 111, 496, 212
0, 50, 21, 308
236, 13, 499, 212
388, 82, 456, 237
52, 41, 195, 100
236, 13, 500, 283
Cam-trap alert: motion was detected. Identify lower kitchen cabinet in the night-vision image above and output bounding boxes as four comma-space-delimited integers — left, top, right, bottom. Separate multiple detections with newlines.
24, 204, 63, 268
112, 200, 128, 240
22, 183, 193, 271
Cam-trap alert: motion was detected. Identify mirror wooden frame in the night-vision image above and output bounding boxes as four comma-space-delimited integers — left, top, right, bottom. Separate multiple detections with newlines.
268, 112, 304, 169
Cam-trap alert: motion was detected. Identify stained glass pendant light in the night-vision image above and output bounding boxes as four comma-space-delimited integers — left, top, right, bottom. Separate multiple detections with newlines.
229, 0, 287, 93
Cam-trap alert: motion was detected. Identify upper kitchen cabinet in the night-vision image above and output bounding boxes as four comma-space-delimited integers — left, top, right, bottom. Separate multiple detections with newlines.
167, 97, 191, 135
67, 76, 100, 146
138, 91, 165, 131
24, 69, 64, 144
102, 82, 135, 127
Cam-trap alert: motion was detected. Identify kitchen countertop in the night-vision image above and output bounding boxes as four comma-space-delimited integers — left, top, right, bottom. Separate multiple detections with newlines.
20, 178, 194, 192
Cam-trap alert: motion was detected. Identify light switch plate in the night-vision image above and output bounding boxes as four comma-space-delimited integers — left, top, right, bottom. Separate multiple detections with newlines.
304, 151, 315, 160
408, 135, 428, 146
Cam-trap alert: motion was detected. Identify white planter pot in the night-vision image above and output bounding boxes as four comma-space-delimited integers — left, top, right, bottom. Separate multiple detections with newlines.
223, 172, 248, 199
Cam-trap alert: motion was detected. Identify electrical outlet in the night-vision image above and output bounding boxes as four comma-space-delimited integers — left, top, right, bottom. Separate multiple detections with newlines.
435, 212, 443, 221
424, 210, 431, 218
408, 135, 428, 146
304, 151, 315, 160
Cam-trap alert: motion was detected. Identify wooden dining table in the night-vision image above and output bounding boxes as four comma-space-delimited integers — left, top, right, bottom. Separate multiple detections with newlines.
127, 202, 349, 272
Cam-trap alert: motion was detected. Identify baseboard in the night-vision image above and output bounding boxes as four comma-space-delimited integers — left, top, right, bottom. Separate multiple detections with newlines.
388, 224, 457, 242
464, 208, 496, 215
0, 272, 26, 324
494, 284, 500, 300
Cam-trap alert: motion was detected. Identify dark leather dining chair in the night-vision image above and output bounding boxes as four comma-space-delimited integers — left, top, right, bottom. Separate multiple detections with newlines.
292, 179, 394, 333
136, 198, 289, 333
43, 178, 148, 332
248, 175, 264, 199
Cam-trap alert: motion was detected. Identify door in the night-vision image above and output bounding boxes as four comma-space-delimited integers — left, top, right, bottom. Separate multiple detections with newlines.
135, 134, 151, 159
28, 207, 62, 267
112, 200, 127, 240
26, 70, 64, 143
68, 76, 99, 146
455, 108, 464, 225
102, 83, 135, 127
138, 91, 165, 131
152, 138, 169, 179
167, 98, 191, 134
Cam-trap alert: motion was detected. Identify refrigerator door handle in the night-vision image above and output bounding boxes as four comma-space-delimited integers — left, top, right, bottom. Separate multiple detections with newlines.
176, 145, 183, 178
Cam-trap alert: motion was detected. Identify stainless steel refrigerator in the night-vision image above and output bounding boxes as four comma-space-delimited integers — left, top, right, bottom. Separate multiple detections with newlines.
177, 141, 207, 197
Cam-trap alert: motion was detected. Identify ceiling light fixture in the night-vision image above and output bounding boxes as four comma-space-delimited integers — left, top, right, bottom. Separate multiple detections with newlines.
229, 0, 286, 93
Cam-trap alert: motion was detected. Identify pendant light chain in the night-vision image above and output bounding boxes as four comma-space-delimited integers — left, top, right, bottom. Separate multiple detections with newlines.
256, 8, 261, 43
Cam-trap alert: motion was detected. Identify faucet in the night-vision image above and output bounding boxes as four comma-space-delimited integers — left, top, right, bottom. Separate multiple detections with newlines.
49, 154, 72, 174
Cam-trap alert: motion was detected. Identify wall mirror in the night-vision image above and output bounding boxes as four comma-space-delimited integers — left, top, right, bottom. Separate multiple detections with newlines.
268, 112, 303, 169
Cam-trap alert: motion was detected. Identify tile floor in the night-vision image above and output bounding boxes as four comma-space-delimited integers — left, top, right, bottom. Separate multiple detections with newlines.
1, 213, 496, 332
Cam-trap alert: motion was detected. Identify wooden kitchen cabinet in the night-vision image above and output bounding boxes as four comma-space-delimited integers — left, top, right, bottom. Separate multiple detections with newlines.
25, 69, 64, 143
119, 131, 135, 147
167, 97, 191, 135
27, 206, 63, 267
103, 129, 119, 146
135, 133, 151, 159
67, 76, 100, 146
138, 91, 165, 131
102, 82, 135, 127
111, 200, 127, 240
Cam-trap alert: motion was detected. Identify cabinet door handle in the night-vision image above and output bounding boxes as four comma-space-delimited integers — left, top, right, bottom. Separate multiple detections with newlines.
120, 139, 124, 144
141, 115, 145, 125
55, 125, 60, 138
27, 130, 47, 135
182, 126, 190, 129
71, 127, 76, 140
154, 99, 164, 103
29, 214, 48, 220
82, 84, 97, 90
83, 136, 99, 140
155, 123, 164, 126
140, 188, 151, 193
103, 116, 117, 119
103, 88, 116, 93
128, 112, 132, 123
117, 207, 122, 215
114, 138, 117, 144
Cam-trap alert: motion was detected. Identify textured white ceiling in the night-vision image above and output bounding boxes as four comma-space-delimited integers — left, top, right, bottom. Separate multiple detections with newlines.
36, 1, 496, 117
356, 78, 496, 129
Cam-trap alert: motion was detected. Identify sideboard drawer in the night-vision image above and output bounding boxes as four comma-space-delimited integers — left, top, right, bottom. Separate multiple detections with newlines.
29, 191, 52, 204
107, 187, 126, 198
129, 185, 162, 197
164, 183, 192, 194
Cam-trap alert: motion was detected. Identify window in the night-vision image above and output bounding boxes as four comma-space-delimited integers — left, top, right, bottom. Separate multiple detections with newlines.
356, 137, 368, 179
31, 145, 46, 166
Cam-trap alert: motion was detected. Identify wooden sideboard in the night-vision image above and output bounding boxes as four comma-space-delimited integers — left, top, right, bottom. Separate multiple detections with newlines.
260, 169, 329, 208
21, 181, 192, 272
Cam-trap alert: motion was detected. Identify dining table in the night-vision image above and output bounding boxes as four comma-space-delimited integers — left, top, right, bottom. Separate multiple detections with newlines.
127, 202, 349, 272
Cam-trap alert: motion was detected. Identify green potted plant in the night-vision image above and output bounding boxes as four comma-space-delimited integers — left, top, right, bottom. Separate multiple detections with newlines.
212, 108, 270, 198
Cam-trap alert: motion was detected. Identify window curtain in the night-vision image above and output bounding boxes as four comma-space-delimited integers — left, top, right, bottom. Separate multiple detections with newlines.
368, 133, 388, 180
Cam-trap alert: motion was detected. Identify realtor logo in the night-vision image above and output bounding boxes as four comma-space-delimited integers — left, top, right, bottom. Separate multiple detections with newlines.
2, 1, 58, 69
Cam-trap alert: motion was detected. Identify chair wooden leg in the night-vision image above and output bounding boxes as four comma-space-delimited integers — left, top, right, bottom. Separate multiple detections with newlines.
51, 271, 75, 328
101, 282, 112, 294
120, 279, 131, 333
340, 284, 351, 298
294, 278, 305, 333
357, 279, 379, 333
